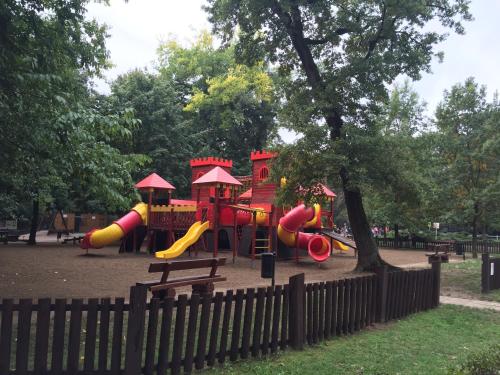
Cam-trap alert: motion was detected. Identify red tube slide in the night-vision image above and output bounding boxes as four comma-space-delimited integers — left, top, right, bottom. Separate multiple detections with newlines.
278, 204, 331, 262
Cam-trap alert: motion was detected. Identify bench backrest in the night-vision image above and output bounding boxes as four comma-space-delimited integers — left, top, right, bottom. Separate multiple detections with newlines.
148, 258, 226, 283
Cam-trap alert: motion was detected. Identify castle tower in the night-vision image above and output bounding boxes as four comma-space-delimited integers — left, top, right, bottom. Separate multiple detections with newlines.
190, 157, 233, 201
250, 150, 278, 203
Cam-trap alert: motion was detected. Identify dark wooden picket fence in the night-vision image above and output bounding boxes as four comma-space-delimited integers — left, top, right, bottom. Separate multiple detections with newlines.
0, 265, 441, 375
375, 237, 500, 254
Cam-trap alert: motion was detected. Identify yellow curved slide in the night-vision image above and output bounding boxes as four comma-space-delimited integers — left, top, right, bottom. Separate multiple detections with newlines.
333, 240, 349, 252
155, 221, 210, 259
82, 202, 148, 249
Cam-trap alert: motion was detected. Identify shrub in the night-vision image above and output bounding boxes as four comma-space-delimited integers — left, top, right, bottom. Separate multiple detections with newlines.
449, 344, 500, 375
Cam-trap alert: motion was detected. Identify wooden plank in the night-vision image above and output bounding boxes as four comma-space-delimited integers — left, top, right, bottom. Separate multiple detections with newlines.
207, 292, 223, 367
0, 299, 14, 375
371, 276, 377, 324
144, 298, 160, 375
387, 272, 394, 321
355, 278, 363, 331
110, 298, 125, 375
16, 299, 32, 375
306, 284, 312, 345
336, 280, 343, 336
157, 297, 174, 375
195, 293, 212, 370
218, 290, 233, 364
124, 286, 147, 375
399, 272, 406, 317
395, 272, 402, 318
324, 282, 332, 339
270, 286, 282, 354
318, 283, 325, 342
184, 293, 200, 374
84, 298, 99, 372
415, 271, 422, 312
403, 272, 410, 317
280, 285, 289, 350
280, 284, 290, 350
34, 298, 51, 374
240, 288, 255, 359
98, 298, 111, 373
230, 289, 244, 361
349, 278, 356, 334
50, 298, 66, 374
171, 294, 188, 375
148, 257, 226, 272
343, 279, 350, 335
360, 277, 367, 329
409, 271, 417, 314
252, 288, 266, 357
312, 283, 319, 344
261, 287, 273, 355
365, 277, 372, 326
67, 299, 83, 374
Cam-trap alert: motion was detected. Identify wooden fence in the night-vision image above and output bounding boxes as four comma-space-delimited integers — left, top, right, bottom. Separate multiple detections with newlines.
0, 265, 441, 375
375, 238, 500, 254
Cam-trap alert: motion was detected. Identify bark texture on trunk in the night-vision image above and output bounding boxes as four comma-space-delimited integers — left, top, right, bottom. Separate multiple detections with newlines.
28, 199, 39, 245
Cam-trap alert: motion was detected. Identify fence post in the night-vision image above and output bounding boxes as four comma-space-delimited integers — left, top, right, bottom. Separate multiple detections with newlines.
124, 285, 148, 375
481, 253, 490, 293
374, 266, 388, 322
431, 261, 441, 307
288, 273, 305, 350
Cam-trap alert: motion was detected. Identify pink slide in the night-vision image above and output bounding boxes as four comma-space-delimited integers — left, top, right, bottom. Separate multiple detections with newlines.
277, 204, 331, 262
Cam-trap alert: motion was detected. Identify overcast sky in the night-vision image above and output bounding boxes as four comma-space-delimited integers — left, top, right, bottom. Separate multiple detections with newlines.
87, 0, 499, 128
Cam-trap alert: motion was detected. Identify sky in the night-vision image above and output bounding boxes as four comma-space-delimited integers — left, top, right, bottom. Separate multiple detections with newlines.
87, 0, 500, 139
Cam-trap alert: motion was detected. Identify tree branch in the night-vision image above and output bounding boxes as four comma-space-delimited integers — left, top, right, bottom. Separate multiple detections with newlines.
364, 2, 387, 60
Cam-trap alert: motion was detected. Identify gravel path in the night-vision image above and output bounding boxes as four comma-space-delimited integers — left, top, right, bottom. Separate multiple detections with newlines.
440, 296, 500, 312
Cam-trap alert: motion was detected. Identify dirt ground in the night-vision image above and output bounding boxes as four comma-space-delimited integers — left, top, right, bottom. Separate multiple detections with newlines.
0, 243, 434, 299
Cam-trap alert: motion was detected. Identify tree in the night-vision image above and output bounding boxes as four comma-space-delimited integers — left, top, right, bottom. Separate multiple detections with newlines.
157, 33, 277, 176
206, 0, 471, 270
108, 70, 192, 195
363, 81, 432, 242
434, 78, 500, 256
0, 0, 146, 243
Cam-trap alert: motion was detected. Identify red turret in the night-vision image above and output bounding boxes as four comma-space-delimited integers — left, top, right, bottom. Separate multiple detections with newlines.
250, 150, 277, 204
190, 157, 233, 200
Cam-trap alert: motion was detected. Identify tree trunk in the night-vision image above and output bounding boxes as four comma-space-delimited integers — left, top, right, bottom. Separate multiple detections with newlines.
394, 223, 400, 249
28, 199, 39, 245
341, 168, 389, 271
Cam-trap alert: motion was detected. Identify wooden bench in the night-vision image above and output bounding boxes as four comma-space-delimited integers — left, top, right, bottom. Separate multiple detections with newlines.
426, 243, 452, 263
137, 258, 226, 298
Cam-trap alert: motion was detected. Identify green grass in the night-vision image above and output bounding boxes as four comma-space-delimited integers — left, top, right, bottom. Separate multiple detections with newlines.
208, 305, 500, 375
442, 259, 500, 302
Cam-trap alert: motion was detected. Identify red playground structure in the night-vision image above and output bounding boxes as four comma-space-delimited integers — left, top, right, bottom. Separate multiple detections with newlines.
81, 151, 348, 262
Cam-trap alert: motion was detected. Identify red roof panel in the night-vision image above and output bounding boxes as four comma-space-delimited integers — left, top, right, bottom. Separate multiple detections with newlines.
319, 184, 336, 198
192, 166, 242, 186
135, 173, 175, 190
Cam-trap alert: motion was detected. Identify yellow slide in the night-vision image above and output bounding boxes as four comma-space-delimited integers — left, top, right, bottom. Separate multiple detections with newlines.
155, 221, 210, 259
81, 202, 148, 249
333, 240, 349, 252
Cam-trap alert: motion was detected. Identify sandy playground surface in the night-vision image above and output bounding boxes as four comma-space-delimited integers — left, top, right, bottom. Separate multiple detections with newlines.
0, 243, 438, 300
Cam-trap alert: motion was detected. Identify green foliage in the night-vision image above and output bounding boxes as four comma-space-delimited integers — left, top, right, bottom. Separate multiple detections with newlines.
107, 69, 191, 195
158, 33, 278, 177
448, 344, 500, 375
433, 78, 500, 233
0, 0, 146, 224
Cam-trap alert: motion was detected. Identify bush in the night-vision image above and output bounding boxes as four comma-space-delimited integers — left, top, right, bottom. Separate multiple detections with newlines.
449, 344, 500, 374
